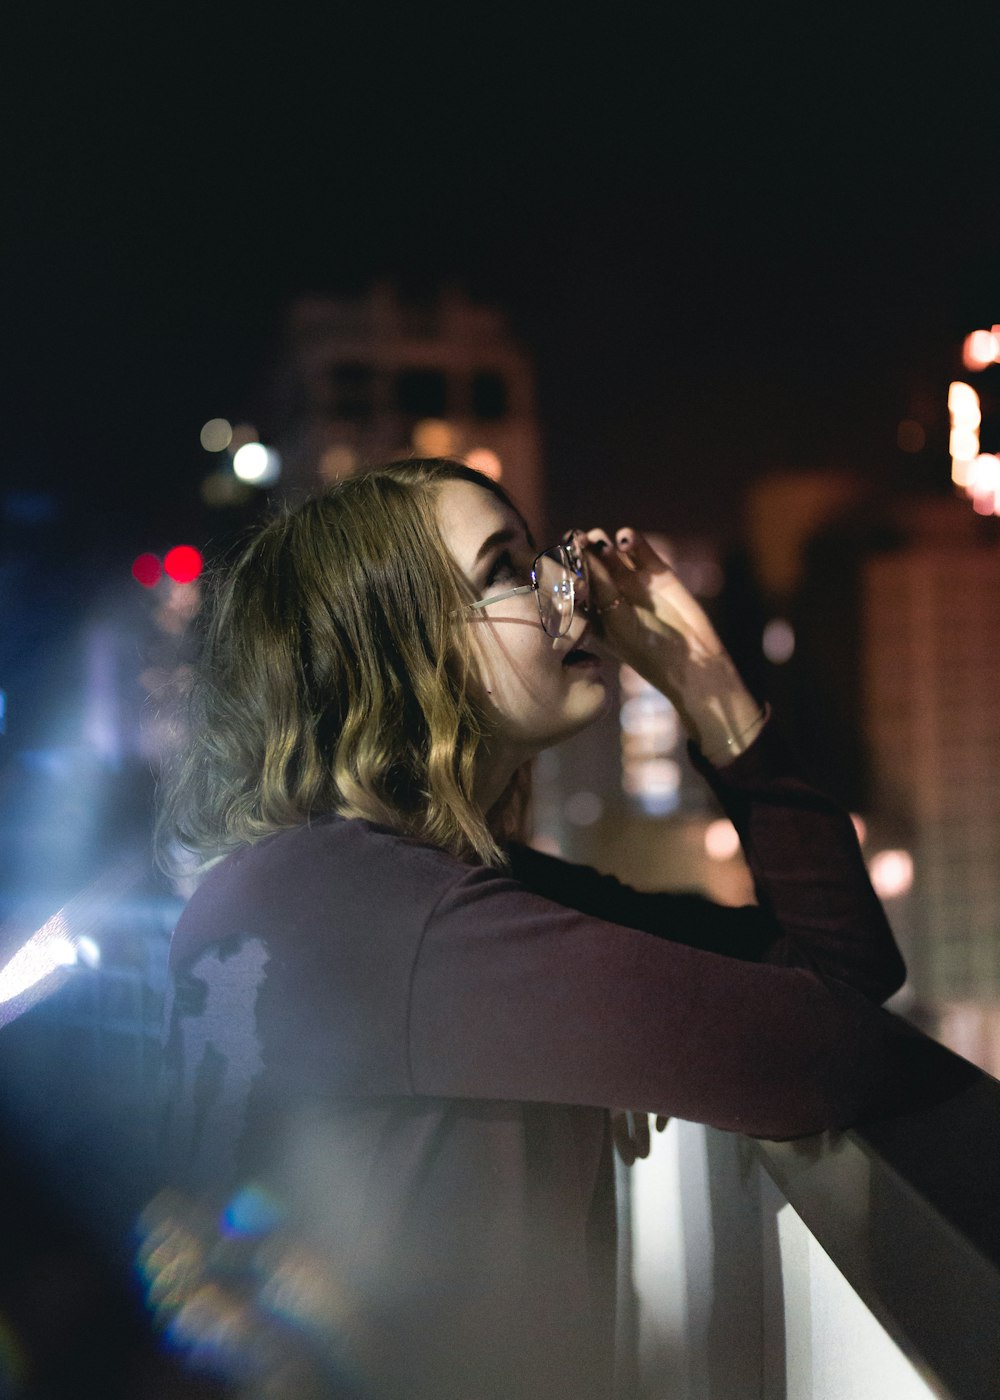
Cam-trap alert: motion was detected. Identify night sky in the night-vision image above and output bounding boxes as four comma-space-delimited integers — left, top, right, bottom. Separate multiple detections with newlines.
4, 8, 1000, 554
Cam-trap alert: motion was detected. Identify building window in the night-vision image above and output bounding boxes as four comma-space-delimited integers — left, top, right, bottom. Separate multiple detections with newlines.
396, 369, 447, 418
331, 362, 374, 422
472, 371, 508, 421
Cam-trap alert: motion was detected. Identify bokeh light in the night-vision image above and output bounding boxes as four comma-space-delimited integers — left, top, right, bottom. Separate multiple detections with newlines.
962, 330, 1000, 371
163, 546, 204, 584
464, 447, 503, 480
199, 418, 233, 453
132, 553, 162, 588
233, 442, 281, 486
762, 618, 795, 663
412, 419, 458, 456
704, 818, 741, 862
869, 849, 914, 900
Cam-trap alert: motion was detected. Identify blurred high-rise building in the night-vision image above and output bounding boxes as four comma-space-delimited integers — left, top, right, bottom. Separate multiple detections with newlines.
269, 282, 544, 531
861, 497, 1000, 1007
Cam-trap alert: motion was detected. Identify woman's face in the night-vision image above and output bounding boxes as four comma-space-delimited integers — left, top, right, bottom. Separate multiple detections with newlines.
436, 479, 611, 774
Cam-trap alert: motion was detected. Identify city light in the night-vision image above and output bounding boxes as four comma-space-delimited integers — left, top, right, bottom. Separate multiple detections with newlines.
704, 819, 741, 861
163, 546, 204, 584
948, 381, 982, 492
232, 442, 281, 486
132, 553, 162, 588
869, 849, 914, 900
969, 454, 1000, 515
962, 329, 1000, 371
199, 418, 233, 453
464, 447, 503, 481
762, 618, 795, 664
412, 419, 458, 456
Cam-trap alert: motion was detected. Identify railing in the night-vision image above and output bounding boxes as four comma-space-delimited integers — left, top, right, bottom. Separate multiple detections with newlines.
623, 1038, 1000, 1399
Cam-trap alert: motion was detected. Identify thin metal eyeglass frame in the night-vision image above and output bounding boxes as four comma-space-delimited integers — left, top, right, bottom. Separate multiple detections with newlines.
466, 542, 588, 638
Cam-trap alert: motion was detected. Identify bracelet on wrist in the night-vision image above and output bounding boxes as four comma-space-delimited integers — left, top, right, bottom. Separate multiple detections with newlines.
704, 703, 771, 766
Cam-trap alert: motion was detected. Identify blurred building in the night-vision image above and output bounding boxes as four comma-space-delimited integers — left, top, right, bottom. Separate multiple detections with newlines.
737, 469, 1000, 1047
862, 497, 1000, 1005
268, 282, 544, 532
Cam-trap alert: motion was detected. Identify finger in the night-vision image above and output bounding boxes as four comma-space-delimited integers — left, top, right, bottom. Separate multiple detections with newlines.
615, 528, 673, 575
633, 1114, 651, 1160
655, 1116, 670, 1133
577, 534, 631, 614
611, 1112, 636, 1167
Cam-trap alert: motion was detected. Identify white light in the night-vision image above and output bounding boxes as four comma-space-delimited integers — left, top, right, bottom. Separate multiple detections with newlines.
949, 427, 980, 461
948, 381, 981, 424
199, 418, 233, 453
869, 849, 913, 900
762, 618, 795, 664
76, 935, 101, 968
233, 442, 281, 486
0, 913, 77, 1006
704, 818, 741, 861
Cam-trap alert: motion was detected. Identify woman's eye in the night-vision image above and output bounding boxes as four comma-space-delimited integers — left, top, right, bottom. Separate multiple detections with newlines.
487, 551, 523, 588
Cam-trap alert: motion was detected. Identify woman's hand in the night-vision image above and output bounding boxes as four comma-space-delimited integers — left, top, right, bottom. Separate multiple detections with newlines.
577, 527, 767, 763
611, 1109, 670, 1167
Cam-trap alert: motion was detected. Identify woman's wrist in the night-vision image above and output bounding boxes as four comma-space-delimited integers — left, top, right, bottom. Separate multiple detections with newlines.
664, 651, 767, 762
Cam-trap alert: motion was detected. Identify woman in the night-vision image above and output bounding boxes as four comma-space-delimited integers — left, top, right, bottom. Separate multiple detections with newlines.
153, 457, 943, 1399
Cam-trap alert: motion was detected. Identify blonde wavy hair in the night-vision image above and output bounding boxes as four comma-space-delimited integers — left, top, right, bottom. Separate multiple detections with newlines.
156, 459, 530, 875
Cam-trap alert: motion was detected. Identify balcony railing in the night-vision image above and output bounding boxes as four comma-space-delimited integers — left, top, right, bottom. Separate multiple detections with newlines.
622, 1032, 1000, 1399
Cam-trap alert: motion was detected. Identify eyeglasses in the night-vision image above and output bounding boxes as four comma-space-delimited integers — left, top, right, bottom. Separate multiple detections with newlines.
466, 540, 589, 638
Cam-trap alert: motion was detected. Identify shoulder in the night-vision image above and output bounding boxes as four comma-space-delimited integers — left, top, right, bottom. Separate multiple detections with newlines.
171, 814, 476, 972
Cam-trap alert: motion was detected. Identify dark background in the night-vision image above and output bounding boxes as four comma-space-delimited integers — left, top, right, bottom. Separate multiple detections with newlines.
4, 6, 999, 554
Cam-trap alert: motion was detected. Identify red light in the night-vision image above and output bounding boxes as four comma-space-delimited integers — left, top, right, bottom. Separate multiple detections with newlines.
132, 553, 162, 588
163, 545, 203, 584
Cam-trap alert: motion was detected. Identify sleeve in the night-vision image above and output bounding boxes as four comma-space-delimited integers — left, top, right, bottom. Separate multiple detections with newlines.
508, 723, 906, 1005
408, 726, 969, 1140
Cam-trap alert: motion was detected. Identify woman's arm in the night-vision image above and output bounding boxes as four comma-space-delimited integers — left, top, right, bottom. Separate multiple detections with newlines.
579, 525, 767, 763
510, 724, 905, 1005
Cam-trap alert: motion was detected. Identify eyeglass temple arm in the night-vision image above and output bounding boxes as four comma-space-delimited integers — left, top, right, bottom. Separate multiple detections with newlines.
467, 585, 535, 611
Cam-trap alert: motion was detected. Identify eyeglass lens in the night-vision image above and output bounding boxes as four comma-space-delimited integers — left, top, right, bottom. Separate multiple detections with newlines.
534, 547, 578, 637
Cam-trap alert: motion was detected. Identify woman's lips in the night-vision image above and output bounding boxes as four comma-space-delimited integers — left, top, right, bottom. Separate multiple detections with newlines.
562, 648, 602, 667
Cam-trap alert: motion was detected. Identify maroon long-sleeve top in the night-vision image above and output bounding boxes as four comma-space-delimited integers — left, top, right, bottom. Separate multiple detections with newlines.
160, 727, 955, 1399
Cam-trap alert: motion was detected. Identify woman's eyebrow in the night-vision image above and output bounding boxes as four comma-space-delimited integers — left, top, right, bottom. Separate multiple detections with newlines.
473, 526, 521, 567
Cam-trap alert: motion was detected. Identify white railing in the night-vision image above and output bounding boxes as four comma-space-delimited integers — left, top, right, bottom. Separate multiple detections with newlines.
623, 1049, 1000, 1400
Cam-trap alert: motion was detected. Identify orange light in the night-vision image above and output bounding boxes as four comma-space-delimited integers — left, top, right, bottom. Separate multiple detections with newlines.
464, 447, 503, 481
962, 330, 1000, 372
163, 546, 203, 584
